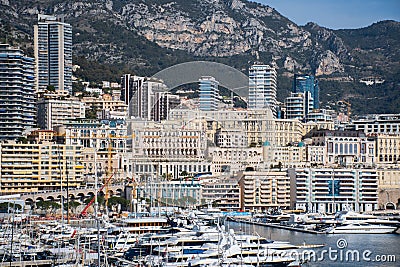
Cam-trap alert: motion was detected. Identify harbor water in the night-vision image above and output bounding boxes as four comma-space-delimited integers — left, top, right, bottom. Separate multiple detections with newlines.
228, 221, 400, 267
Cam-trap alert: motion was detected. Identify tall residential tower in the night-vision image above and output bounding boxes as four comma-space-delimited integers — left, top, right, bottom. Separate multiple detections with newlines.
199, 76, 219, 111
0, 44, 36, 140
34, 14, 72, 94
248, 64, 277, 116
293, 74, 320, 109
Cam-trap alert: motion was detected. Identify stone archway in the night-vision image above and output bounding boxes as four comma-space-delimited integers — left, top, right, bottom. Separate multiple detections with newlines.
26, 198, 34, 208
386, 202, 396, 210
68, 194, 76, 202
116, 188, 123, 197
77, 193, 85, 203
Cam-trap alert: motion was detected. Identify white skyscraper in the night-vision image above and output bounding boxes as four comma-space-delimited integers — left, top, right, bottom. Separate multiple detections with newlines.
248, 64, 277, 116
34, 14, 72, 94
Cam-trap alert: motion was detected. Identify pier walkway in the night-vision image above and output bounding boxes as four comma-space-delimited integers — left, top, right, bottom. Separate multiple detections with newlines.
0, 259, 70, 266
230, 218, 326, 234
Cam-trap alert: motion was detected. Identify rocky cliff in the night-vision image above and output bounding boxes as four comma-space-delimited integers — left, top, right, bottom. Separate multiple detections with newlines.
0, 0, 399, 114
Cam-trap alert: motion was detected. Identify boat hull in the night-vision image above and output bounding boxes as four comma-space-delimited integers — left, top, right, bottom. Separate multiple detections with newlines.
327, 225, 397, 234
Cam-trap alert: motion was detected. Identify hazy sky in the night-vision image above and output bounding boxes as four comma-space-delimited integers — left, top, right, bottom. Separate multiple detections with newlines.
255, 0, 400, 29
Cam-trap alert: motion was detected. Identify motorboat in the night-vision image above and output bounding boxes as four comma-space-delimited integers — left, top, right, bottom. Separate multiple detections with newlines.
326, 223, 397, 234
334, 210, 400, 226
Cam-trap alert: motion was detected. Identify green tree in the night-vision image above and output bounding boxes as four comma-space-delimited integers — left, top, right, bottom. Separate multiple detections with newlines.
16, 137, 28, 144
162, 173, 173, 181
65, 201, 81, 213
180, 171, 189, 177
0, 202, 22, 212
107, 196, 130, 210
84, 195, 105, 206
46, 85, 55, 92
85, 106, 99, 119
36, 201, 61, 213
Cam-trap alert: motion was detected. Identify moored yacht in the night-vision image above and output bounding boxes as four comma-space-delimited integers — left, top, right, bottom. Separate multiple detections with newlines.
108, 216, 169, 236
334, 210, 400, 226
326, 223, 397, 234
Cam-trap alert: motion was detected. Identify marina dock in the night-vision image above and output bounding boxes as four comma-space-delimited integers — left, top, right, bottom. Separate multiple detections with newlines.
229, 218, 325, 234
0, 259, 69, 267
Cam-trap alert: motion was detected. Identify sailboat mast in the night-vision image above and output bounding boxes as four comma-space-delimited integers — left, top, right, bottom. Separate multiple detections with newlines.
95, 148, 101, 266
59, 145, 64, 226
66, 159, 69, 224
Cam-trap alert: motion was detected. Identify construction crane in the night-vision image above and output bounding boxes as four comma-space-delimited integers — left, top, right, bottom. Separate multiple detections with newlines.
80, 173, 114, 217
104, 133, 133, 210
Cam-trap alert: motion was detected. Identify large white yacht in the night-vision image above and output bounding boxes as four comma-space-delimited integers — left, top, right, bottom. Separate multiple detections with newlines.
335, 210, 400, 226
326, 223, 397, 234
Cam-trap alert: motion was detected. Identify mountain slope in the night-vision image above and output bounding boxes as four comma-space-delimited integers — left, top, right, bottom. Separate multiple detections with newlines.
0, 0, 399, 114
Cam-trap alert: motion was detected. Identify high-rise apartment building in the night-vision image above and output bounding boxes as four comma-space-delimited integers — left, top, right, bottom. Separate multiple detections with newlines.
121, 75, 170, 120
153, 92, 180, 121
34, 14, 72, 94
289, 168, 378, 213
293, 74, 319, 109
248, 64, 277, 116
37, 91, 85, 130
121, 74, 144, 108
199, 76, 219, 111
0, 44, 36, 140
285, 92, 314, 120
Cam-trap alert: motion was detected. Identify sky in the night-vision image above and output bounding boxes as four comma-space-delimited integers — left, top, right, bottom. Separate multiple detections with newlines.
255, 0, 400, 29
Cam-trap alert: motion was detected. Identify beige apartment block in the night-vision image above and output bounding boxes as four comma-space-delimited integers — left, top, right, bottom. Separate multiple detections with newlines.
273, 119, 304, 146
373, 134, 400, 165
82, 93, 127, 115
0, 141, 84, 195
37, 91, 85, 130
377, 169, 400, 209
238, 170, 291, 212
